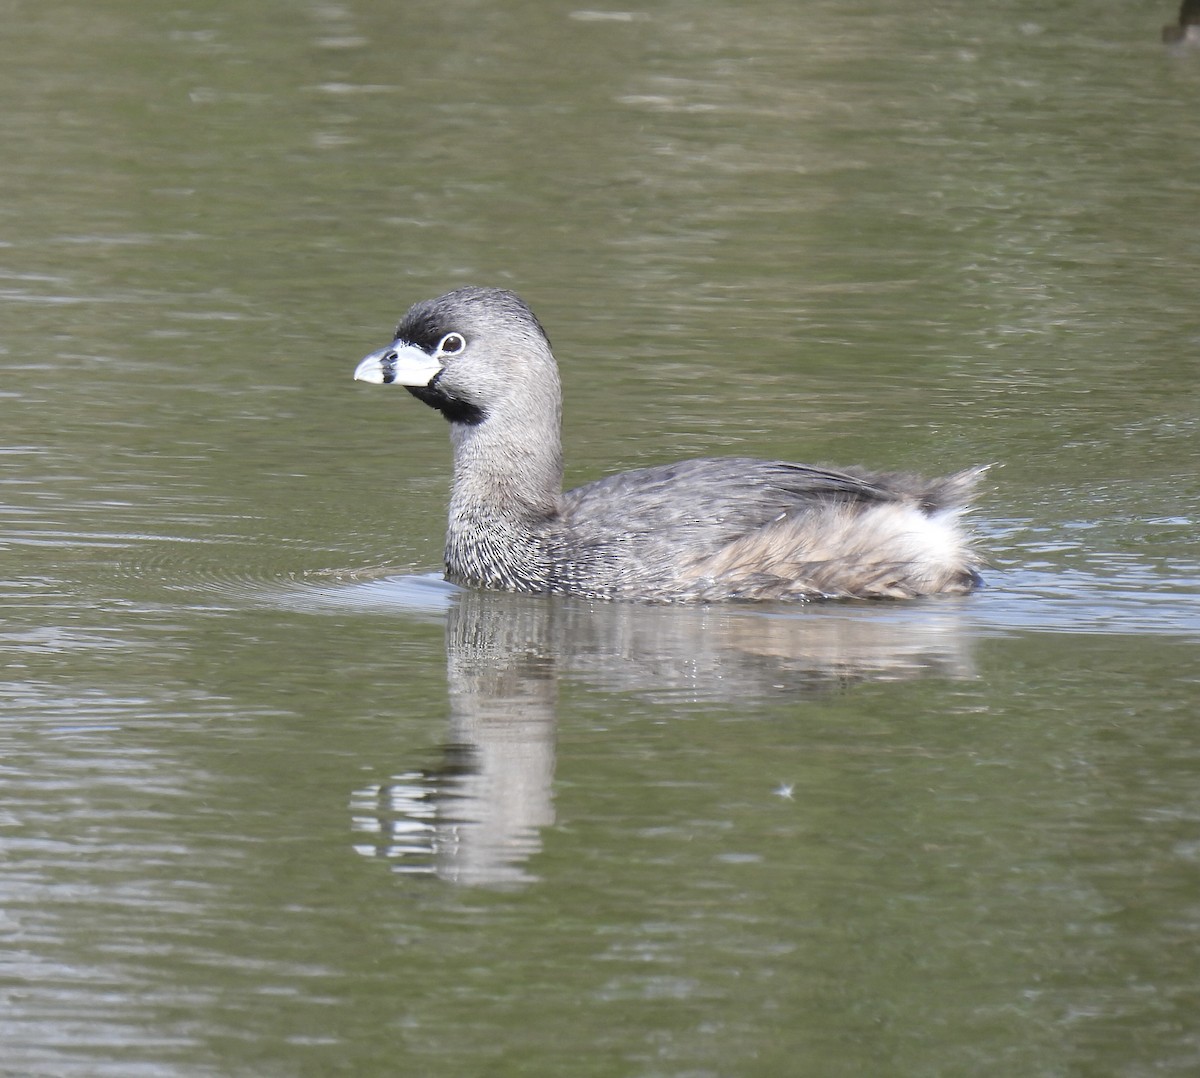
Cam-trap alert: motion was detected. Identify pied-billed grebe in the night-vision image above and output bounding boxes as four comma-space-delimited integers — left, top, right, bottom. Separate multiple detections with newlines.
1164, 0, 1200, 44
353, 287, 986, 602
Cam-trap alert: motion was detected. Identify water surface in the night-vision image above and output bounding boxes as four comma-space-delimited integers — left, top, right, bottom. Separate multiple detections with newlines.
3, 1, 1200, 1075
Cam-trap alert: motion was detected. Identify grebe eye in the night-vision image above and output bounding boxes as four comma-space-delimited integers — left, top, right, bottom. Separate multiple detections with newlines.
438, 332, 466, 355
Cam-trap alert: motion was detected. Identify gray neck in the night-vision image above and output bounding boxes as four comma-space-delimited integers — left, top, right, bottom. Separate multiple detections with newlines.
443, 401, 564, 592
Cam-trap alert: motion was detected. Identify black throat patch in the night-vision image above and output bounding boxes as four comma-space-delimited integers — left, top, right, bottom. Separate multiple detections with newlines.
406, 378, 485, 426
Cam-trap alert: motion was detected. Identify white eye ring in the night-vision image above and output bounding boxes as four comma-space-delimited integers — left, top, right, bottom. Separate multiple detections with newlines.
437, 332, 466, 356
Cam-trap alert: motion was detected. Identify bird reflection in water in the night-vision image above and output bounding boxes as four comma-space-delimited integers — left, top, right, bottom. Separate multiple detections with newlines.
349, 587, 979, 888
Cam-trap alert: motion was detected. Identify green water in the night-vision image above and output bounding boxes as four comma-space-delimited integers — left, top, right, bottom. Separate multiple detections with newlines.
3, 1, 1199, 1075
